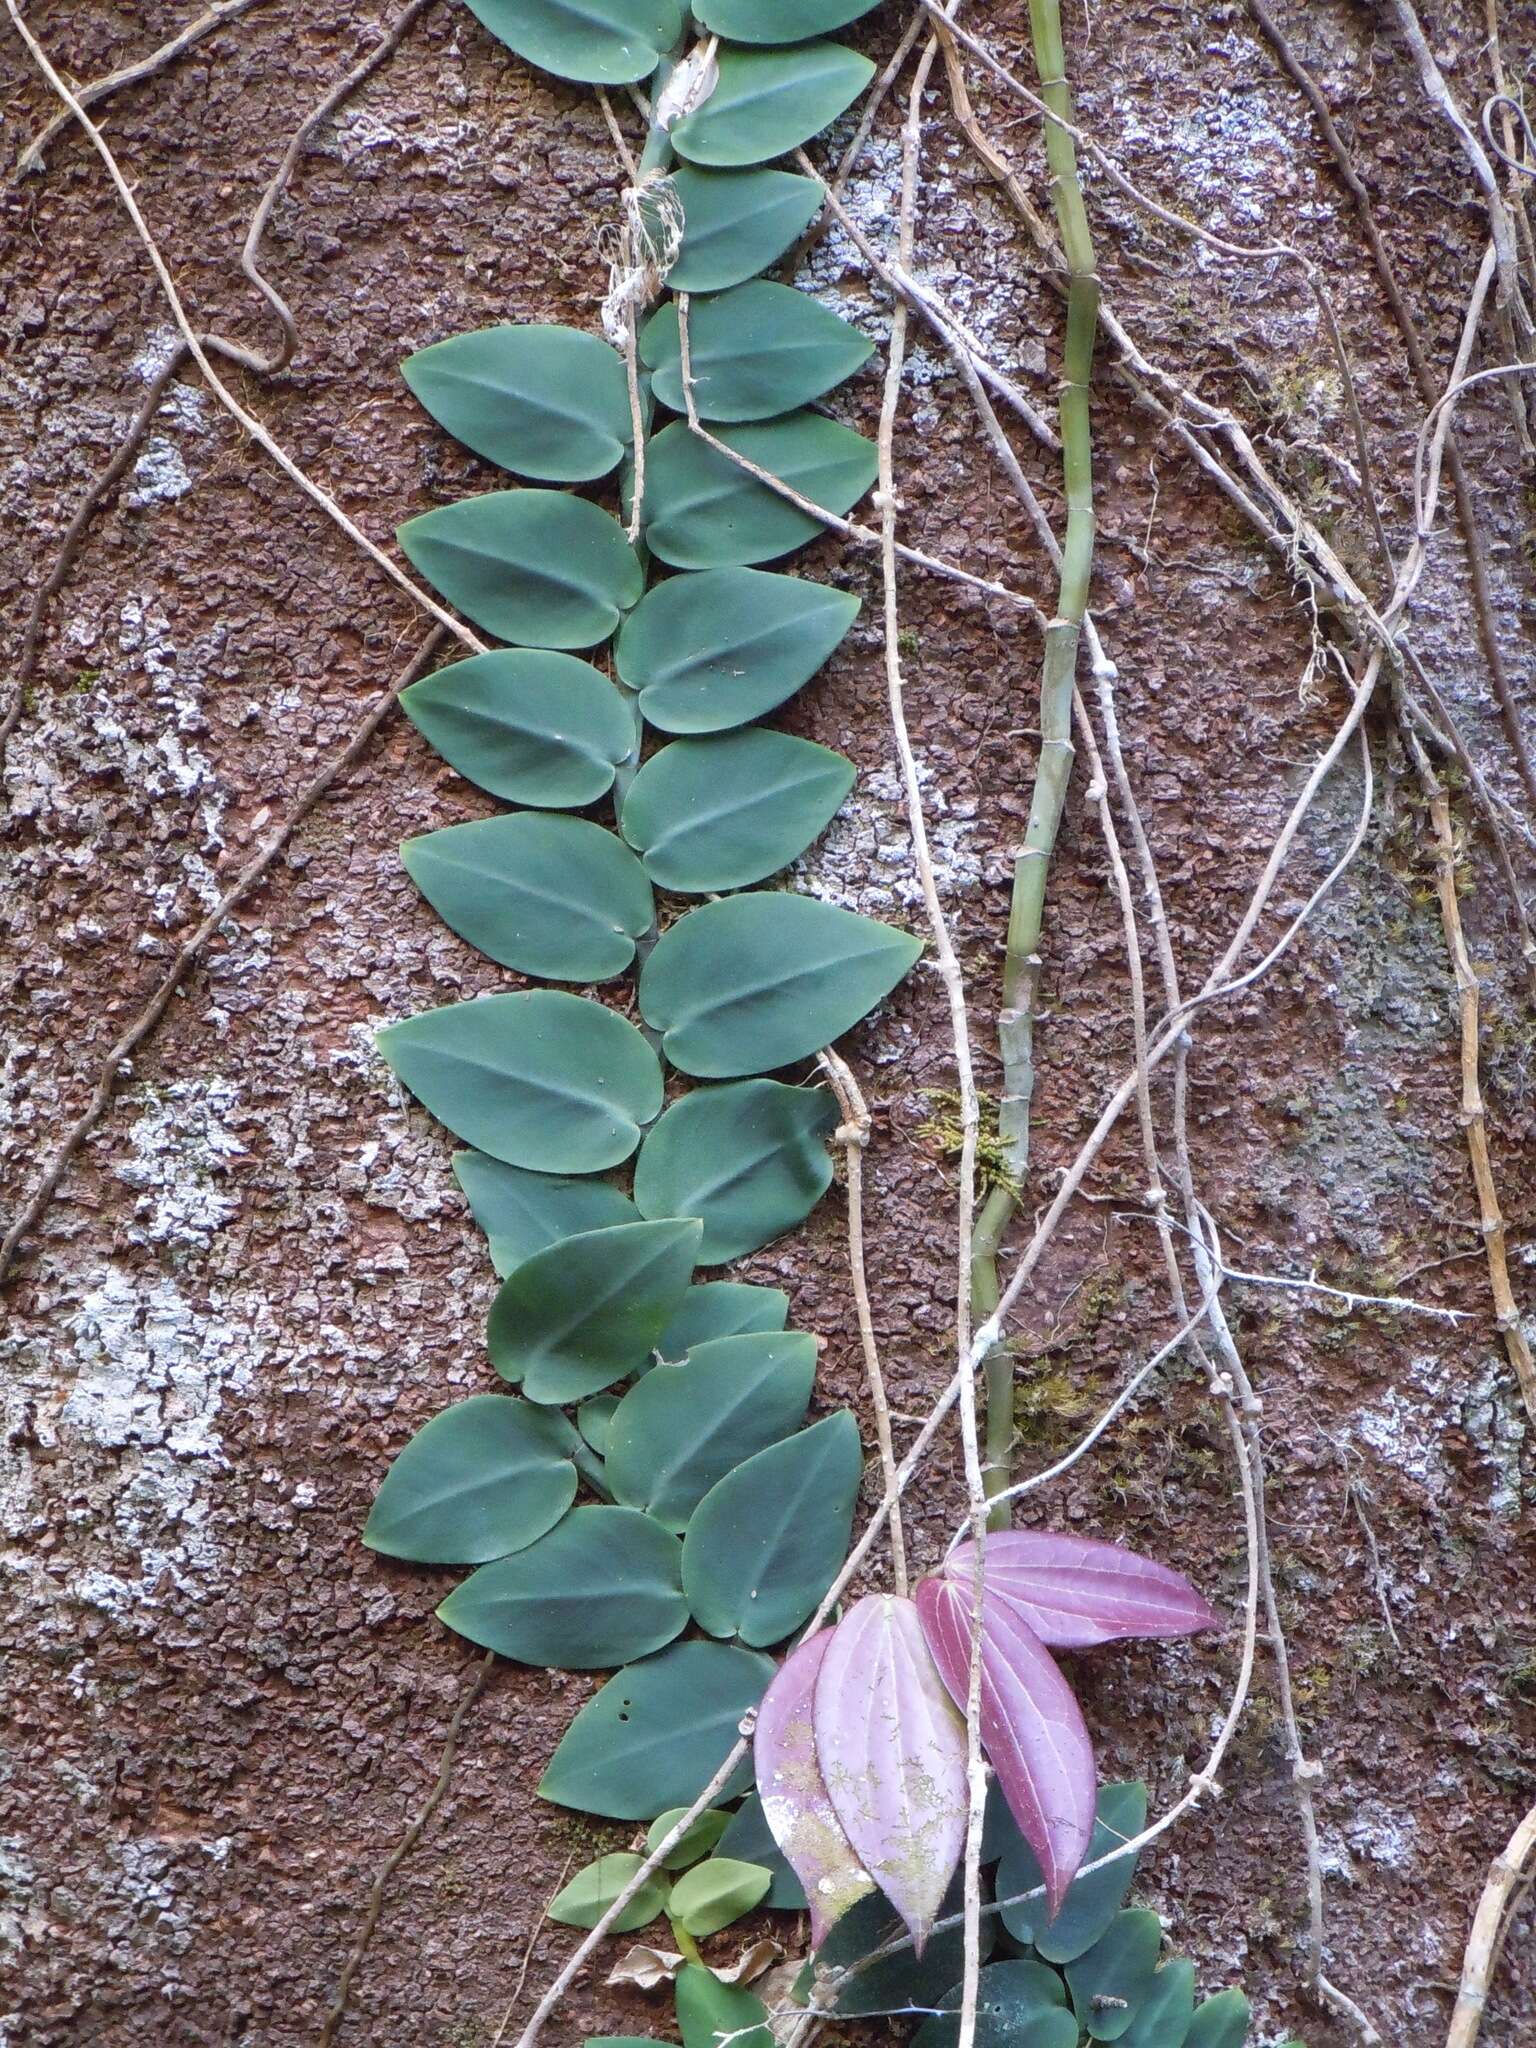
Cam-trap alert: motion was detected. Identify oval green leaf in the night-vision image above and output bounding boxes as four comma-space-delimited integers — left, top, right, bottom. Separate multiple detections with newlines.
1122, 1961, 1196, 2048
605, 1330, 818, 1530
401, 650, 634, 808
668, 165, 822, 294
657, 1282, 790, 1358
913, 1960, 1074, 2048
402, 813, 654, 982
693, 0, 879, 38
548, 1852, 670, 1933
639, 893, 921, 1077
675, 1964, 773, 2048
713, 1792, 805, 1908
1185, 1990, 1250, 2048
633, 1080, 837, 1262
577, 1394, 620, 1458
489, 1219, 702, 1401
645, 1806, 731, 1871
636, 415, 877, 569
538, 1639, 773, 1818
998, 1779, 1148, 1961
403, 324, 632, 481
460, 0, 685, 84
616, 567, 859, 734
682, 1411, 862, 1646
623, 730, 854, 892
668, 1858, 772, 1939
671, 43, 876, 168
363, 1394, 577, 1564
1067, 1911, 1165, 2043
398, 490, 643, 648
437, 1504, 687, 1668
379, 991, 661, 1172
641, 283, 873, 423
453, 1152, 638, 1279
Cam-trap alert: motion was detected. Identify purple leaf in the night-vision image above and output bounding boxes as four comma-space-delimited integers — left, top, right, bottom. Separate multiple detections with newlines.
812, 1594, 968, 1955
916, 1574, 1096, 1917
753, 1631, 875, 1947
940, 1532, 1219, 1649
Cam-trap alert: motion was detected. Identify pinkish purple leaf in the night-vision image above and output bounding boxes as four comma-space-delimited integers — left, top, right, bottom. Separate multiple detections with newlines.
753, 1631, 875, 1947
812, 1594, 968, 1955
916, 1574, 1095, 1917
940, 1532, 1219, 1650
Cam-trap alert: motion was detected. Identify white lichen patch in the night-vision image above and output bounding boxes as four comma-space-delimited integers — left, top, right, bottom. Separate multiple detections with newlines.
124, 435, 195, 508
115, 1079, 244, 1251
795, 757, 982, 917
325, 104, 479, 164
1353, 1354, 1452, 1491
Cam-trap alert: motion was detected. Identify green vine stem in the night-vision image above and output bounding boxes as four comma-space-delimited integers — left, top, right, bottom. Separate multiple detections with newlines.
974, 0, 1099, 1524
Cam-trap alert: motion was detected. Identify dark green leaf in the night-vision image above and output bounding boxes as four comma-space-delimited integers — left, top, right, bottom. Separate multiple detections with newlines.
675, 1964, 772, 2048
713, 1793, 805, 1909
671, 43, 875, 168
577, 1394, 620, 1457
913, 1960, 1074, 2048
460, 0, 685, 84
682, 1411, 862, 1645
1067, 1911, 1164, 2042
402, 324, 631, 480
657, 1282, 790, 1358
693, 0, 879, 36
363, 1394, 576, 1563
398, 490, 643, 648
669, 1858, 772, 1938
1122, 1961, 1196, 2048
379, 991, 661, 1172
645, 1806, 731, 1870
615, 567, 859, 734
490, 1219, 702, 1401
639, 893, 921, 1077
538, 1639, 773, 1818
453, 1152, 638, 1280
548, 1852, 669, 1933
402, 813, 653, 982
623, 732, 854, 892
1185, 1990, 1250, 2048
998, 1780, 1148, 1961
668, 165, 822, 294
641, 283, 872, 423
806, 1876, 995, 2018
438, 1504, 686, 1667
633, 1080, 837, 1262
401, 650, 634, 808
636, 415, 877, 569
605, 1331, 817, 1530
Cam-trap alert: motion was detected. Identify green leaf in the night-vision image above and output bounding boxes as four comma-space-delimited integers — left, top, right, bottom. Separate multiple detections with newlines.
641, 283, 872, 423
584, 2040, 671, 2047
657, 1282, 790, 1358
1067, 1911, 1164, 2042
1185, 1991, 1250, 2048
401, 650, 634, 808
363, 1394, 576, 1563
633, 1080, 837, 1262
998, 1780, 1148, 1961
398, 490, 643, 648
460, 0, 685, 84
668, 165, 822, 294
671, 42, 875, 168
605, 1331, 817, 1531
636, 415, 877, 569
645, 1806, 731, 1870
438, 1504, 686, 1668
675, 1964, 772, 2048
538, 1639, 772, 1818
453, 1152, 638, 1280
489, 1219, 702, 1402
548, 1852, 669, 1933
693, 0, 879, 39
402, 813, 654, 982
713, 1793, 805, 1909
639, 893, 921, 1077
1121, 1961, 1196, 2048
577, 1394, 620, 1457
379, 991, 661, 1172
913, 1960, 1074, 2048
622, 732, 854, 892
808, 1876, 994, 2018
682, 1411, 862, 1646
615, 567, 859, 735
669, 1858, 772, 1938
402, 324, 632, 481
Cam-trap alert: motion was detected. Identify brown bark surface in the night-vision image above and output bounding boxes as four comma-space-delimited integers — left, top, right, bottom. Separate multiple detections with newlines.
4, 3, 1535, 2043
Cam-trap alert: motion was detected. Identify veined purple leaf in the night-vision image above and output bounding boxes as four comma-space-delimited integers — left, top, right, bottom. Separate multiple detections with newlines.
812, 1594, 967, 1955
916, 1575, 1095, 1917
754, 1631, 875, 1947
940, 1532, 1219, 1650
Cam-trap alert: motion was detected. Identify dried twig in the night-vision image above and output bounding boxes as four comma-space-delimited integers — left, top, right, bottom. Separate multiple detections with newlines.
1446, 1798, 1536, 2048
